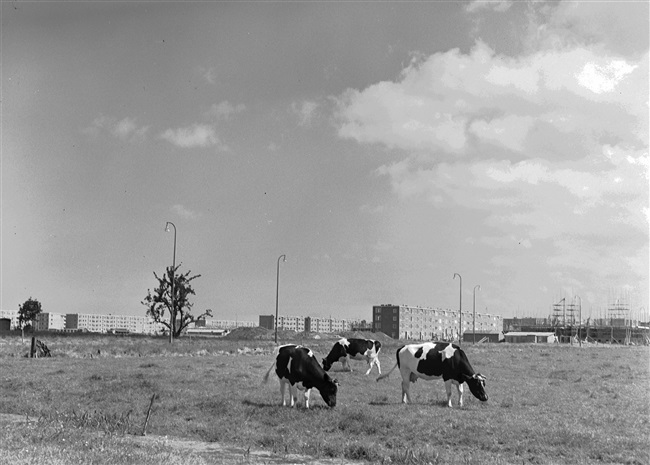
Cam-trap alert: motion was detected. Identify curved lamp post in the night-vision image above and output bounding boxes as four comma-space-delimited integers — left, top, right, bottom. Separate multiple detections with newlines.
274, 254, 286, 344
453, 273, 462, 345
165, 222, 176, 344
473, 285, 481, 344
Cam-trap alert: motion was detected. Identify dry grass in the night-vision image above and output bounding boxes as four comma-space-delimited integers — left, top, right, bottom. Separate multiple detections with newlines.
0, 333, 648, 464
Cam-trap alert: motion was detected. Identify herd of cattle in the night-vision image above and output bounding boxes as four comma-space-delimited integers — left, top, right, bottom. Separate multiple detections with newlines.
263, 337, 488, 409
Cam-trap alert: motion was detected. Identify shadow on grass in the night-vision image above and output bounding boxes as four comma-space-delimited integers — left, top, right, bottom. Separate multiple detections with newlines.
241, 399, 333, 411
241, 399, 274, 408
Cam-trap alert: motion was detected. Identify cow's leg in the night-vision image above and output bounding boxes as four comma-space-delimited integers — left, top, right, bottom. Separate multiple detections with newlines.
375, 357, 381, 375
401, 378, 411, 403
456, 382, 464, 408
303, 388, 311, 409
279, 379, 288, 406
444, 380, 453, 408
400, 368, 413, 403
364, 358, 372, 376
289, 384, 298, 408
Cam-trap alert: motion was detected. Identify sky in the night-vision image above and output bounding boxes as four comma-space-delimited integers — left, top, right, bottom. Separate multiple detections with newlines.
2, 1, 648, 324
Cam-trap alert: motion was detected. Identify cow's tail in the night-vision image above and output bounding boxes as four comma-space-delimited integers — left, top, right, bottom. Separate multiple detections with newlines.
376, 361, 398, 382
262, 359, 276, 384
262, 345, 282, 384
376, 345, 403, 382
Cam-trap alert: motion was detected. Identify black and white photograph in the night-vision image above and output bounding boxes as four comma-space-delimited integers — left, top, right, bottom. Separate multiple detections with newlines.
1, 1, 648, 463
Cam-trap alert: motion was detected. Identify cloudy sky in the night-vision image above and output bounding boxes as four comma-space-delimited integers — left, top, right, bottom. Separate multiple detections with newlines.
2, 1, 648, 324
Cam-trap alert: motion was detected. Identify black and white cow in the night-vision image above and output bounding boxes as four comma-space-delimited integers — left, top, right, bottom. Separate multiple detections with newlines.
263, 344, 339, 408
322, 338, 382, 375
377, 342, 487, 408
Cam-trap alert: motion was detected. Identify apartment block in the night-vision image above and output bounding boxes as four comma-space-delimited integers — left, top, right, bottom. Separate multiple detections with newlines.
195, 319, 257, 329
35, 312, 67, 331
258, 315, 369, 334
66, 314, 164, 334
373, 304, 502, 340
0, 310, 19, 330
276, 315, 305, 332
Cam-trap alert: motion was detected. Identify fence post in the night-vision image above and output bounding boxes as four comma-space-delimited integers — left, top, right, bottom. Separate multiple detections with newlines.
141, 393, 157, 436
30, 337, 36, 358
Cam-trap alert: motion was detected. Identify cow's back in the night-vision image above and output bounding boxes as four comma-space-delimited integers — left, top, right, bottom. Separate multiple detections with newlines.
276, 345, 325, 388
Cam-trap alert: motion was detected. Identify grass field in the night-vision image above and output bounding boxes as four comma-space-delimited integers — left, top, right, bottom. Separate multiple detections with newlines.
0, 333, 648, 464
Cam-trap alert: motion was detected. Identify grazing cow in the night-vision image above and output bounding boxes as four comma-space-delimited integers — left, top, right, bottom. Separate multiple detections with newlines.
377, 342, 487, 408
263, 344, 339, 408
322, 338, 382, 375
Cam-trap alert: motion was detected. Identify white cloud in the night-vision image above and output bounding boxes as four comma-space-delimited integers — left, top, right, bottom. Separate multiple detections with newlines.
83, 115, 149, 142
465, 1, 513, 13
534, 1, 649, 57
292, 100, 319, 126
205, 101, 246, 120
575, 60, 637, 94
160, 124, 225, 149
333, 0, 648, 305
112, 117, 137, 139
469, 115, 535, 152
197, 66, 218, 85
171, 204, 200, 220
336, 42, 647, 158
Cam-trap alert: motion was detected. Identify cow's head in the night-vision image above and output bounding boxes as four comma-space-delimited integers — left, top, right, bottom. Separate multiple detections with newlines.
322, 342, 346, 372
464, 373, 488, 402
318, 374, 339, 407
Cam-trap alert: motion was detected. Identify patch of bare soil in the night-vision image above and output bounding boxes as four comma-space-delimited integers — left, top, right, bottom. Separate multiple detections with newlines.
0, 413, 361, 465
130, 435, 362, 465
0, 413, 34, 423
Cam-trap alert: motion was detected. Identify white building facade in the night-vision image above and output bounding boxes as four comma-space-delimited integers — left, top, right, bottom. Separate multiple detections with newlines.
35, 312, 67, 331
66, 314, 164, 334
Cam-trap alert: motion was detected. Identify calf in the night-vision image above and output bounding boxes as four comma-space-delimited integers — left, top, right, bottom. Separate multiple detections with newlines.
322, 338, 382, 375
263, 344, 339, 408
377, 342, 487, 408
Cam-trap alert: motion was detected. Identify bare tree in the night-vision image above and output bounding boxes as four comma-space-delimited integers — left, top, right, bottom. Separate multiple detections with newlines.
141, 264, 212, 339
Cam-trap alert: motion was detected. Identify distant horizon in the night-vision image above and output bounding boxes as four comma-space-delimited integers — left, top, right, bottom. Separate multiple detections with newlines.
3, 300, 647, 325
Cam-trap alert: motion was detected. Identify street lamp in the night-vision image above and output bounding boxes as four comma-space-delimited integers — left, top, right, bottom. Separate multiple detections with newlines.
453, 273, 462, 345
473, 285, 481, 344
165, 221, 176, 344
274, 254, 286, 345
575, 295, 582, 347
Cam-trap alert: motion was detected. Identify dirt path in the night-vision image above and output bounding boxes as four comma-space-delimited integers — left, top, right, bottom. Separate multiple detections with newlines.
0, 413, 362, 465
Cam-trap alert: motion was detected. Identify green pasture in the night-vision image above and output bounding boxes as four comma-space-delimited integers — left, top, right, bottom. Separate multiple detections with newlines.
0, 334, 648, 464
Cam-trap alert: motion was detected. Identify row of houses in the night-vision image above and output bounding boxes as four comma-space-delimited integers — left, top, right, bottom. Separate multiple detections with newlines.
258, 315, 371, 333
8, 306, 639, 344
0, 310, 166, 334
3, 303, 501, 339
257, 304, 502, 341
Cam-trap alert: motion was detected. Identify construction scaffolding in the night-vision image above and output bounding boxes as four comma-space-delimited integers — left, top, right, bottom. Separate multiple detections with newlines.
551, 298, 566, 327
545, 295, 647, 345
551, 297, 580, 327
608, 298, 630, 326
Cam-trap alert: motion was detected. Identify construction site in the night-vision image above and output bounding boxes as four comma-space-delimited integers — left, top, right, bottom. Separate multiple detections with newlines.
503, 297, 649, 345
